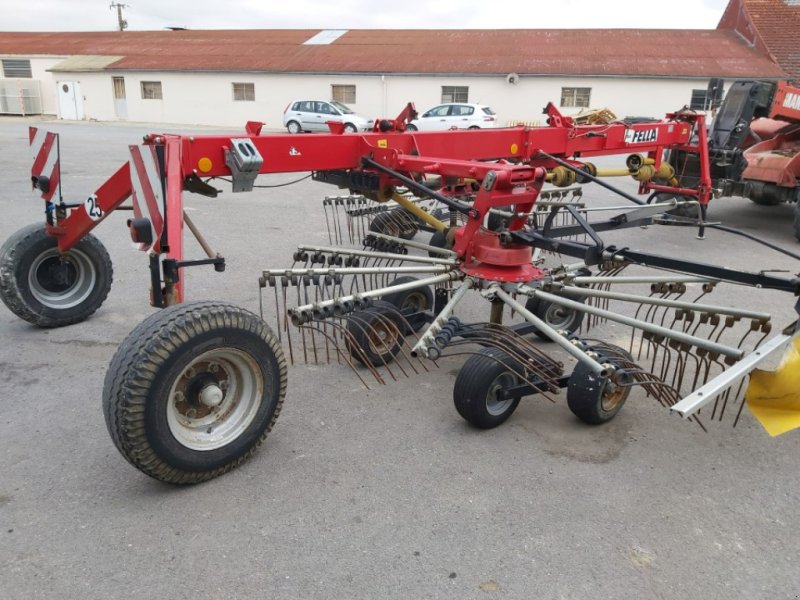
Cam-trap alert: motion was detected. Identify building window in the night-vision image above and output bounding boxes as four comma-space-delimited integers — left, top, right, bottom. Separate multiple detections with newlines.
232, 82, 255, 101
140, 81, 162, 100
112, 77, 126, 100
690, 89, 709, 110
560, 87, 591, 108
331, 84, 356, 104
442, 86, 468, 103
2, 59, 32, 78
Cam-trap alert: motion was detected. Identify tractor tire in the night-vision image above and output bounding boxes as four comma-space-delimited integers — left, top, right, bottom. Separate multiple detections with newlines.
103, 301, 287, 485
453, 347, 521, 429
345, 300, 405, 367
0, 223, 113, 327
794, 199, 800, 242
369, 208, 419, 240
380, 276, 434, 333
566, 345, 633, 425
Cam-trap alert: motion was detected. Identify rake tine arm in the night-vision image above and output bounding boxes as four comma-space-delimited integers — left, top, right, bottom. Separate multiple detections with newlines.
671, 333, 795, 418
492, 287, 609, 376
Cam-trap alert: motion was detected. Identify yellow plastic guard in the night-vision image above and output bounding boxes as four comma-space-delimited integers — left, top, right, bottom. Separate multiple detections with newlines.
745, 336, 800, 436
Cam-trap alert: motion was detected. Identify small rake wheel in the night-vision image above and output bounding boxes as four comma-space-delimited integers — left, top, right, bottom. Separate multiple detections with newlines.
345, 300, 405, 367
368, 208, 419, 240
381, 276, 434, 333
453, 347, 522, 429
103, 301, 286, 484
525, 295, 585, 341
427, 227, 453, 257
567, 345, 633, 425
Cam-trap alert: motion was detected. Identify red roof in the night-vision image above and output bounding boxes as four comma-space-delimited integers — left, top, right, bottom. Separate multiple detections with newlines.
0, 28, 786, 78
718, 0, 800, 80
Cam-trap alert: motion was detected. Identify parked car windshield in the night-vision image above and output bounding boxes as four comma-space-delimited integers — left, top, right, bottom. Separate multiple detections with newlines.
331, 101, 355, 114
481, 107, 496, 115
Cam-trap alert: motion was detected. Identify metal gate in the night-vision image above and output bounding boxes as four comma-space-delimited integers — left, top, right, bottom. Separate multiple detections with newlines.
0, 79, 43, 115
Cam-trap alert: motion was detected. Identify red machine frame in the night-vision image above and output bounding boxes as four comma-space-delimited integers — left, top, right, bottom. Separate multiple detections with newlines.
33, 106, 711, 305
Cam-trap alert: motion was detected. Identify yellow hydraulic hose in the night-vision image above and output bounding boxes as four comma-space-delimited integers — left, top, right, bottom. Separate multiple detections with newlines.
392, 192, 447, 232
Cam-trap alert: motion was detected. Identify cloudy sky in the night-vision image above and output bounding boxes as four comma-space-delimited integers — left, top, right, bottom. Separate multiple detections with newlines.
0, 0, 730, 31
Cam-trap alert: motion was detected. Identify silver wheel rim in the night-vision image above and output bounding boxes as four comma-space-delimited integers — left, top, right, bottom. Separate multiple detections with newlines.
544, 303, 577, 330
288, 122, 299, 133
28, 247, 96, 309
486, 372, 516, 416
167, 348, 264, 451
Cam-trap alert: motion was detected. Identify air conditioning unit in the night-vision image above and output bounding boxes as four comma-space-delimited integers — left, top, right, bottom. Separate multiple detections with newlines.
506, 73, 520, 85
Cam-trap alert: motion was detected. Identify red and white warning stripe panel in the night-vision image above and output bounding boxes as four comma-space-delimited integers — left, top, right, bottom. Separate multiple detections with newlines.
29, 126, 60, 202
129, 145, 165, 253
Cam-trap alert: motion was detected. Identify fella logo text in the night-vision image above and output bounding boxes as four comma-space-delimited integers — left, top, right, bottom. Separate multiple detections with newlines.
624, 128, 658, 144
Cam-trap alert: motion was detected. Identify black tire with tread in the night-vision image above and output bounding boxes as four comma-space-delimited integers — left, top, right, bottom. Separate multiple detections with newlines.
0, 223, 113, 327
369, 209, 419, 240
566, 345, 633, 425
381, 276, 433, 333
345, 301, 404, 367
102, 301, 287, 485
525, 295, 585, 341
453, 347, 521, 429
427, 228, 452, 257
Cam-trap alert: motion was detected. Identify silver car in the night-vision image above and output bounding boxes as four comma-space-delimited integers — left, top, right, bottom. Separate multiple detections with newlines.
283, 100, 374, 133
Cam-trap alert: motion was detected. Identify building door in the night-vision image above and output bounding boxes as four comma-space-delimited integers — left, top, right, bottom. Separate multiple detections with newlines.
57, 81, 84, 120
112, 76, 127, 119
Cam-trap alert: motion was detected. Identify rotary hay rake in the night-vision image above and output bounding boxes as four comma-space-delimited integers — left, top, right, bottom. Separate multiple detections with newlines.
2, 104, 799, 485
264, 193, 794, 433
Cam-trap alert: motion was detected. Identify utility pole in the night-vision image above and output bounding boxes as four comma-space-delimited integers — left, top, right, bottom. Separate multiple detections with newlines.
109, 2, 129, 31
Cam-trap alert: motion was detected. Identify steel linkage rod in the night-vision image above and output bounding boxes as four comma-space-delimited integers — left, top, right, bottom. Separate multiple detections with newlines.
295, 244, 457, 266
361, 157, 476, 217
522, 288, 745, 359
289, 271, 462, 325
573, 275, 716, 285
536, 150, 646, 206
365, 231, 458, 257
513, 230, 800, 296
263, 266, 450, 277
557, 285, 773, 321
411, 277, 474, 358
492, 287, 608, 376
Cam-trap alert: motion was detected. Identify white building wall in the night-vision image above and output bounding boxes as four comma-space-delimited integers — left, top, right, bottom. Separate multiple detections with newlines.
48, 69, 717, 128
0, 56, 64, 115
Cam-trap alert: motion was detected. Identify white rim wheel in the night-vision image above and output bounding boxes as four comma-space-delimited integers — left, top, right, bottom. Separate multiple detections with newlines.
167, 348, 265, 451
28, 247, 97, 310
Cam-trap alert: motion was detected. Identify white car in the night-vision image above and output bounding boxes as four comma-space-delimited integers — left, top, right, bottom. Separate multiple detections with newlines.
283, 100, 374, 133
407, 103, 497, 131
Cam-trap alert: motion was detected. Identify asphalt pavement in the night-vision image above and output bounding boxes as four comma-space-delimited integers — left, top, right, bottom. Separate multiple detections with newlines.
1, 117, 799, 600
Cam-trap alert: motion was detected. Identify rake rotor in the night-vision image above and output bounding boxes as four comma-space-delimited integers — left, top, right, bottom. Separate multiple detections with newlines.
260, 181, 799, 433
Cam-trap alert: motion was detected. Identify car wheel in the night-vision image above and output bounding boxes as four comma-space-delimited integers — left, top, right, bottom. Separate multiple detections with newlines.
468, 126, 480, 130
405, 124, 418, 132
286, 121, 301, 134
343, 123, 357, 133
